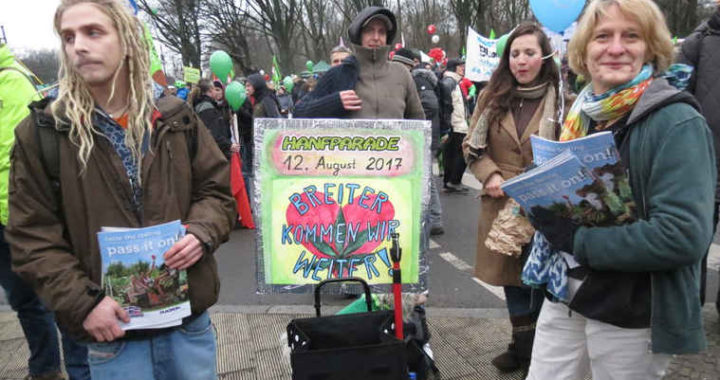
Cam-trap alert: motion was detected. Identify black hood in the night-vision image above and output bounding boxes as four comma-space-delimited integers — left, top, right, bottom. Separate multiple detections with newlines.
247, 73, 267, 92
412, 68, 438, 87
347, 6, 397, 46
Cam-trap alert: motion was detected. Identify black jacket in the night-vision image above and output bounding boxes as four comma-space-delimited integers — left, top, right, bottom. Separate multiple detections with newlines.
236, 99, 253, 144
193, 94, 231, 158
293, 56, 360, 118
438, 74, 456, 133
678, 10, 720, 201
247, 73, 281, 118
412, 67, 441, 150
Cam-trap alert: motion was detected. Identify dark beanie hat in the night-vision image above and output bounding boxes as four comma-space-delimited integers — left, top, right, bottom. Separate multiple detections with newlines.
446, 58, 465, 72
246, 73, 267, 91
392, 48, 418, 66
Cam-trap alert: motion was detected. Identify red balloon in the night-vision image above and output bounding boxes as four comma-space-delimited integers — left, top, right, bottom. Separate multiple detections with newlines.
427, 24, 437, 35
264, 74, 270, 81
394, 43, 403, 50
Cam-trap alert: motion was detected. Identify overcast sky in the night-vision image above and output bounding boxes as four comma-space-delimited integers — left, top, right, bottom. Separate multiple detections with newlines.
2, 0, 62, 53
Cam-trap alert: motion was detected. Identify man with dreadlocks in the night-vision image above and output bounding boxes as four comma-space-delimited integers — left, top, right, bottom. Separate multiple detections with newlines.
5, 1, 235, 379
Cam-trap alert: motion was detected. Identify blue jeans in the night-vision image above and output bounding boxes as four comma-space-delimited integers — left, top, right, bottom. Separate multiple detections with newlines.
62, 332, 91, 380
429, 170, 443, 229
0, 224, 60, 377
87, 312, 217, 380
504, 285, 544, 317
0, 224, 89, 379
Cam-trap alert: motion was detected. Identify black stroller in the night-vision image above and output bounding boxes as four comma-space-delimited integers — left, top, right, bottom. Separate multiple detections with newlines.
287, 277, 407, 380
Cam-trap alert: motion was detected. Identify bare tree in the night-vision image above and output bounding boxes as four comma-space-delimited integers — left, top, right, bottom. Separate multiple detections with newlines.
204, 0, 255, 74
299, 0, 346, 62
18, 49, 60, 84
330, 0, 387, 25
403, 0, 450, 51
244, 0, 302, 75
138, 0, 204, 68
448, 0, 482, 52
655, 0, 700, 36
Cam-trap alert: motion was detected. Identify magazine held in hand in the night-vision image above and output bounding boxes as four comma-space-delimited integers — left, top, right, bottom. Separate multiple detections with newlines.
97, 220, 191, 330
501, 131, 635, 226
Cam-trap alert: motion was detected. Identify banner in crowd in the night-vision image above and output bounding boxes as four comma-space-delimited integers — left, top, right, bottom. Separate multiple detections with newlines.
183, 66, 200, 84
465, 27, 500, 82
254, 119, 431, 293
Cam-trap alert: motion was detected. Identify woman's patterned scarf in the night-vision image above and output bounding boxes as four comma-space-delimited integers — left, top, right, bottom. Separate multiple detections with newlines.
560, 64, 653, 141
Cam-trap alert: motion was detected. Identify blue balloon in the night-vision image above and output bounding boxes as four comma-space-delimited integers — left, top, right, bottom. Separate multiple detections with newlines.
530, 0, 586, 33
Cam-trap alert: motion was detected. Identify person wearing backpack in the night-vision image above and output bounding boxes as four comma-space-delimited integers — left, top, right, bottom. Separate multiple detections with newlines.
678, 0, 720, 315
439, 58, 469, 193
191, 79, 234, 159
5, 1, 235, 379
393, 48, 445, 236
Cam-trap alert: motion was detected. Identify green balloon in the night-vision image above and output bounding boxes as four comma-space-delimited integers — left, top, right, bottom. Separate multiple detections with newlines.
306, 60, 314, 73
210, 51, 233, 82
225, 81, 246, 111
495, 34, 509, 57
283, 76, 294, 93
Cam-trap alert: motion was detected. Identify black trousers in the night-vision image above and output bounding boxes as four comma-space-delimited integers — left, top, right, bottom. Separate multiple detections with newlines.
704, 202, 720, 311
443, 131, 467, 186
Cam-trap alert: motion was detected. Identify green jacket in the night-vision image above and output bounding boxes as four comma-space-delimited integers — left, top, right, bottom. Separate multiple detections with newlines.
573, 78, 716, 354
0, 45, 39, 225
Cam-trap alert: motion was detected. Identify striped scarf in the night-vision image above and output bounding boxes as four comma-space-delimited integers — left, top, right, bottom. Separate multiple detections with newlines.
560, 65, 653, 141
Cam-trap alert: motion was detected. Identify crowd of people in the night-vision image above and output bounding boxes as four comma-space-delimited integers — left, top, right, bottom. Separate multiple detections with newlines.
1, 0, 720, 379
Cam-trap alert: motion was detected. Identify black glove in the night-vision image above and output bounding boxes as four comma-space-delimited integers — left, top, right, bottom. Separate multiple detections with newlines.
527, 207, 579, 253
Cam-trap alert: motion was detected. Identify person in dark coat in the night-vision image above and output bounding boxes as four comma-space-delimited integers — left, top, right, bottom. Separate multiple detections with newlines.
193, 79, 232, 158
246, 73, 281, 118
678, 0, 720, 314
292, 57, 360, 118
212, 80, 232, 127
393, 48, 445, 235
276, 85, 294, 117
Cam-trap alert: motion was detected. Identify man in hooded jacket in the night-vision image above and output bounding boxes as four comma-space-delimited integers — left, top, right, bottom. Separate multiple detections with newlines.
293, 6, 424, 120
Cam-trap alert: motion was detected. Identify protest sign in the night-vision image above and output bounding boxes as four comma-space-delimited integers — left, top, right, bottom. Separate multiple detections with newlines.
465, 27, 500, 82
183, 66, 200, 84
253, 119, 431, 293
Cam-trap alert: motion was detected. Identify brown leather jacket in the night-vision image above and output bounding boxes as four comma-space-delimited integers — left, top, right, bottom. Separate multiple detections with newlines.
6, 96, 235, 340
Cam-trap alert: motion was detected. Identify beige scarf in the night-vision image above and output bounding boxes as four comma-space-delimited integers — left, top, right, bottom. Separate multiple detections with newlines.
465, 82, 557, 164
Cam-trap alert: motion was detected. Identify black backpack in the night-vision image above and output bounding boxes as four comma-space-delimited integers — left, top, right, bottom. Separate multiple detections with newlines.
437, 75, 457, 135
32, 96, 198, 197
